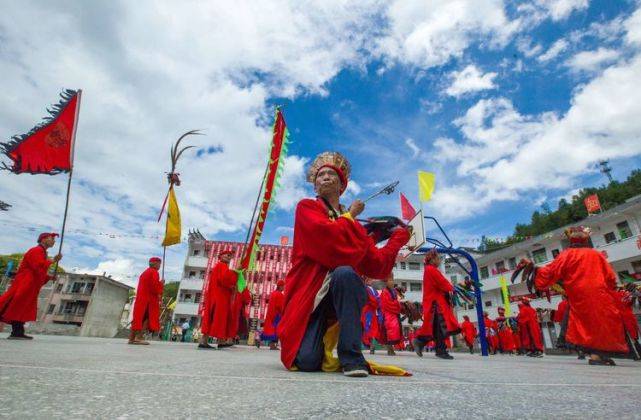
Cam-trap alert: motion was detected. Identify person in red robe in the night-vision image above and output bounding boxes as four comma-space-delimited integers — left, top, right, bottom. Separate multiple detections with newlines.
129, 257, 164, 345
614, 287, 641, 360
512, 322, 523, 355
523, 226, 629, 365
483, 312, 499, 355
496, 307, 516, 354
199, 250, 237, 349
515, 298, 544, 357
228, 287, 252, 343
277, 151, 410, 377
380, 275, 403, 356
0, 232, 62, 340
262, 280, 286, 350
460, 315, 477, 354
413, 249, 460, 359
361, 276, 381, 354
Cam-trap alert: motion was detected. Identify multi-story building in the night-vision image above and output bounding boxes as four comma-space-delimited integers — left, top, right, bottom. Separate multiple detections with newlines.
456, 194, 641, 349
40, 272, 132, 337
173, 230, 292, 330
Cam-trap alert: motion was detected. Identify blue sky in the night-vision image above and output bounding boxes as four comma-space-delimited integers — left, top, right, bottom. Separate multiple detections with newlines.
1, 1, 641, 285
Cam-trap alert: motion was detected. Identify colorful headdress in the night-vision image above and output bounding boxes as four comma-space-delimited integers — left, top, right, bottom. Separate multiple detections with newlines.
497, 307, 505, 315
564, 225, 591, 244
219, 249, 234, 257
424, 248, 439, 264
306, 151, 351, 193
149, 257, 162, 264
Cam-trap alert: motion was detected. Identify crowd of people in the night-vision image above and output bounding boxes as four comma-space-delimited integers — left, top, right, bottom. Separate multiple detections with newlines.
1, 151, 640, 377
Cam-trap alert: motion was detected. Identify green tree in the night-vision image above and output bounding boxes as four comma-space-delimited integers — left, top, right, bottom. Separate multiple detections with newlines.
163, 281, 180, 301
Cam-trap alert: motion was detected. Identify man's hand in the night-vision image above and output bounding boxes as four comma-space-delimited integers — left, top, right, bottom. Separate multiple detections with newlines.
348, 199, 365, 218
53, 254, 63, 263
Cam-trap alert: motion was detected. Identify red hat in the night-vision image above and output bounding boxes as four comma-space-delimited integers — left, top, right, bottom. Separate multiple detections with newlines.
219, 249, 234, 257
498, 307, 505, 315
38, 232, 59, 242
521, 297, 531, 306
149, 257, 162, 264
463, 315, 470, 321
276, 280, 285, 288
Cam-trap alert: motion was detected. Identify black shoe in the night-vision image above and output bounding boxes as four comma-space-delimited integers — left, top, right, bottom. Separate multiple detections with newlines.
198, 343, 216, 350
436, 352, 454, 360
7, 334, 32, 340
343, 365, 369, 378
589, 358, 616, 366
369, 347, 375, 355
413, 339, 424, 358
217, 343, 233, 349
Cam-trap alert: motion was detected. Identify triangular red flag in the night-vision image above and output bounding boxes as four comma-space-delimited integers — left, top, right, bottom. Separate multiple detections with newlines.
1, 89, 81, 175
400, 192, 417, 221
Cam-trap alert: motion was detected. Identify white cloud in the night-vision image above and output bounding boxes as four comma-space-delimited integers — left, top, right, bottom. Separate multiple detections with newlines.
516, 37, 543, 58
71, 258, 137, 287
538, 38, 569, 62
405, 138, 421, 158
625, 7, 641, 46
566, 47, 620, 73
536, 0, 589, 21
445, 64, 497, 97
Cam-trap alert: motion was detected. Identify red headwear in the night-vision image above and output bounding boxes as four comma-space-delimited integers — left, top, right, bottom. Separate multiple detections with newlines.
564, 225, 591, 245
276, 280, 285, 288
219, 249, 234, 257
424, 248, 439, 265
521, 297, 531, 306
463, 315, 470, 321
149, 257, 161, 264
37, 232, 59, 243
497, 307, 505, 315
306, 151, 351, 194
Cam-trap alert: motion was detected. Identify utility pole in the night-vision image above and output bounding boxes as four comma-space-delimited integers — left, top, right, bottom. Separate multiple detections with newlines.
599, 160, 614, 184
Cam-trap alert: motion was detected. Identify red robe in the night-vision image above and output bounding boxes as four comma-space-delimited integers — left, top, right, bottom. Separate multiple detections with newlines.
516, 304, 543, 352
415, 265, 460, 340
228, 288, 252, 338
484, 315, 499, 352
496, 316, 516, 352
552, 299, 569, 323
534, 247, 627, 353
131, 267, 163, 332
262, 289, 285, 340
460, 320, 477, 347
380, 287, 402, 344
0, 245, 52, 323
615, 290, 639, 341
361, 285, 380, 347
512, 326, 522, 350
205, 261, 237, 339
278, 198, 409, 369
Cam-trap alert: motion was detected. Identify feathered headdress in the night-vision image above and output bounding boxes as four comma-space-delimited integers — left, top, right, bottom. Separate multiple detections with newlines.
564, 225, 591, 245
307, 151, 351, 193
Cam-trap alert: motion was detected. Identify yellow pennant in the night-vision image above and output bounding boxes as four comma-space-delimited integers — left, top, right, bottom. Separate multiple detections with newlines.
162, 186, 181, 247
499, 275, 512, 316
417, 171, 436, 202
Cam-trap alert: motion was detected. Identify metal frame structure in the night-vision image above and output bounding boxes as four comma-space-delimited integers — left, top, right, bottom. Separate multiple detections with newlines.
418, 216, 489, 356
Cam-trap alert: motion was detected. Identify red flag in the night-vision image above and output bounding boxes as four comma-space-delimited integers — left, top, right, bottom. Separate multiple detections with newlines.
280, 236, 289, 246
400, 192, 417, 221
1, 89, 81, 175
584, 194, 601, 214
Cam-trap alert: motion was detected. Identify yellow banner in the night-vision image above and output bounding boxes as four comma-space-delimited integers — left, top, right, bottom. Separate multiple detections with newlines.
418, 171, 436, 202
499, 275, 511, 316
162, 186, 181, 247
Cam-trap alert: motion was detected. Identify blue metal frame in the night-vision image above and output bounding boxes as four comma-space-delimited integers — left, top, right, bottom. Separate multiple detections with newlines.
418, 216, 489, 356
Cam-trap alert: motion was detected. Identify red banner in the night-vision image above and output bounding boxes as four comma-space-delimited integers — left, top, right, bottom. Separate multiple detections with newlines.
584, 194, 601, 214
400, 192, 417, 221
1, 89, 81, 175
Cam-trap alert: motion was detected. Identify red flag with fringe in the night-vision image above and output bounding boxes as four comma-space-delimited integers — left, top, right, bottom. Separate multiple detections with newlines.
1, 89, 81, 175
400, 192, 417, 221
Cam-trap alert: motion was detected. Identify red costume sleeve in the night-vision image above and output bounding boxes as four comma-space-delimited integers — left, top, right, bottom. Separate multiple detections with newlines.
24, 247, 52, 283
151, 269, 163, 295
534, 252, 567, 290
217, 264, 237, 290
426, 266, 454, 292
295, 199, 372, 268
357, 228, 410, 279
381, 288, 401, 314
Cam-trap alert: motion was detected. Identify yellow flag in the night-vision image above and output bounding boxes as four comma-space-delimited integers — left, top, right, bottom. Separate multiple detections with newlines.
162, 186, 181, 246
417, 171, 436, 202
499, 275, 512, 316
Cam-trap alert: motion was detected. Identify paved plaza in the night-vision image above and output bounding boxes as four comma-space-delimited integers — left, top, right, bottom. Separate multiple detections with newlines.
1, 334, 640, 419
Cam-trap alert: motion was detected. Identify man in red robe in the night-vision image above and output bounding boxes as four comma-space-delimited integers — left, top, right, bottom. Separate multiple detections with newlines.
380, 275, 403, 356
277, 151, 410, 377
199, 249, 237, 349
262, 280, 285, 350
524, 226, 629, 365
129, 257, 164, 345
460, 315, 477, 354
496, 307, 515, 354
613, 287, 640, 360
361, 276, 381, 354
413, 249, 460, 359
515, 298, 544, 357
228, 287, 252, 343
0, 232, 62, 340
483, 312, 499, 354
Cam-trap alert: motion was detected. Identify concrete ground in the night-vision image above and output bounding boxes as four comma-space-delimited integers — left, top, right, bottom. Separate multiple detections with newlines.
1, 334, 640, 419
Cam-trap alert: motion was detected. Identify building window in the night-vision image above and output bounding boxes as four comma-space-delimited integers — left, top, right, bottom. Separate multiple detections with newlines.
71, 282, 84, 293
195, 293, 202, 303
632, 260, 641, 274
55, 283, 63, 293
532, 248, 547, 264
47, 304, 56, 314
199, 271, 205, 279
85, 283, 94, 294
188, 271, 196, 278
184, 293, 192, 302
617, 270, 631, 280
410, 283, 422, 292
551, 249, 560, 258
508, 257, 516, 270
484, 301, 492, 307
193, 249, 200, 256
495, 260, 505, 273
617, 221, 633, 239
480, 266, 489, 279
604, 232, 616, 244
408, 262, 420, 270
401, 282, 408, 290
400, 262, 407, 270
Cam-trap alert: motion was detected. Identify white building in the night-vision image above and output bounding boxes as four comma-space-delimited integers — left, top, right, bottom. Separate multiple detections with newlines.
172, 230, 208, 326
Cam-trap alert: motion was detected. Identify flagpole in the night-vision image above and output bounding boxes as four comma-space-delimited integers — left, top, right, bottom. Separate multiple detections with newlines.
53, 90, 82, 278
161, 245, 167, 282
